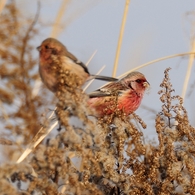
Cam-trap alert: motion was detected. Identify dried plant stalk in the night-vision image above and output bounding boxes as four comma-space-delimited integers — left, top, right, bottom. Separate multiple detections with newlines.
181, 40, 195, 100
112, 0, 131, 77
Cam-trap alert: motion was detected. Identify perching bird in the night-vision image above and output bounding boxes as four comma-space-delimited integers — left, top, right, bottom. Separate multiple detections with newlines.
37, 38, 118, 92
88, 71, 149, 117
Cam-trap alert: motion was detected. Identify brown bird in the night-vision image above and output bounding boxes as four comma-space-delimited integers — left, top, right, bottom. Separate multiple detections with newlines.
37, 38, 118, 92
88, 71, 149, 117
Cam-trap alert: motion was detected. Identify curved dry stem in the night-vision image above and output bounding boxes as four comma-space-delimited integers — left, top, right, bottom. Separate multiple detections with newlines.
117, 52, 195, 79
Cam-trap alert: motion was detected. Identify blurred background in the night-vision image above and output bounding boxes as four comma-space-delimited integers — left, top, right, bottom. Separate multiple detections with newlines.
0, 0, 195, 161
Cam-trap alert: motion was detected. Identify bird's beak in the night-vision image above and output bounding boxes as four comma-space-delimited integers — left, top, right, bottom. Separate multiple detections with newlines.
143, 81, 150, 89
36, 46, 41, 51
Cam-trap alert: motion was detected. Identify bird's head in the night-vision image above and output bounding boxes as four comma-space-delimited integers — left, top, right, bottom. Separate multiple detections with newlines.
123, 71, 150, 93
37, 38, 67, 59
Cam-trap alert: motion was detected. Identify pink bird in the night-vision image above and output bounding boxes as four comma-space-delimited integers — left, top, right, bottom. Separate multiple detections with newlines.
37, 38, 118, 92
88, 71, 149, 117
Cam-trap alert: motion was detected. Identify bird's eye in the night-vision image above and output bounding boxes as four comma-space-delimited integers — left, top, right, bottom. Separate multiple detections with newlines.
136, 79, 142, 83
45, 45, 49, 49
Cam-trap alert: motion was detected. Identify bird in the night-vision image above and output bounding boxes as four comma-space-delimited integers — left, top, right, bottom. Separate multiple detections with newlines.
88, 71, 149, 117
37, 38, 118, 92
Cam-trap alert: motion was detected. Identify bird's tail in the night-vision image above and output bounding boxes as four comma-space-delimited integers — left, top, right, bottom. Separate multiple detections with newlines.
90, 75, 118, 82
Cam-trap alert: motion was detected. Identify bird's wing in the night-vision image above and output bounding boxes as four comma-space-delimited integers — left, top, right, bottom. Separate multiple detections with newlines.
65, 50, 89, 74
88, 82, 127, 98
101, 82, 127, 91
